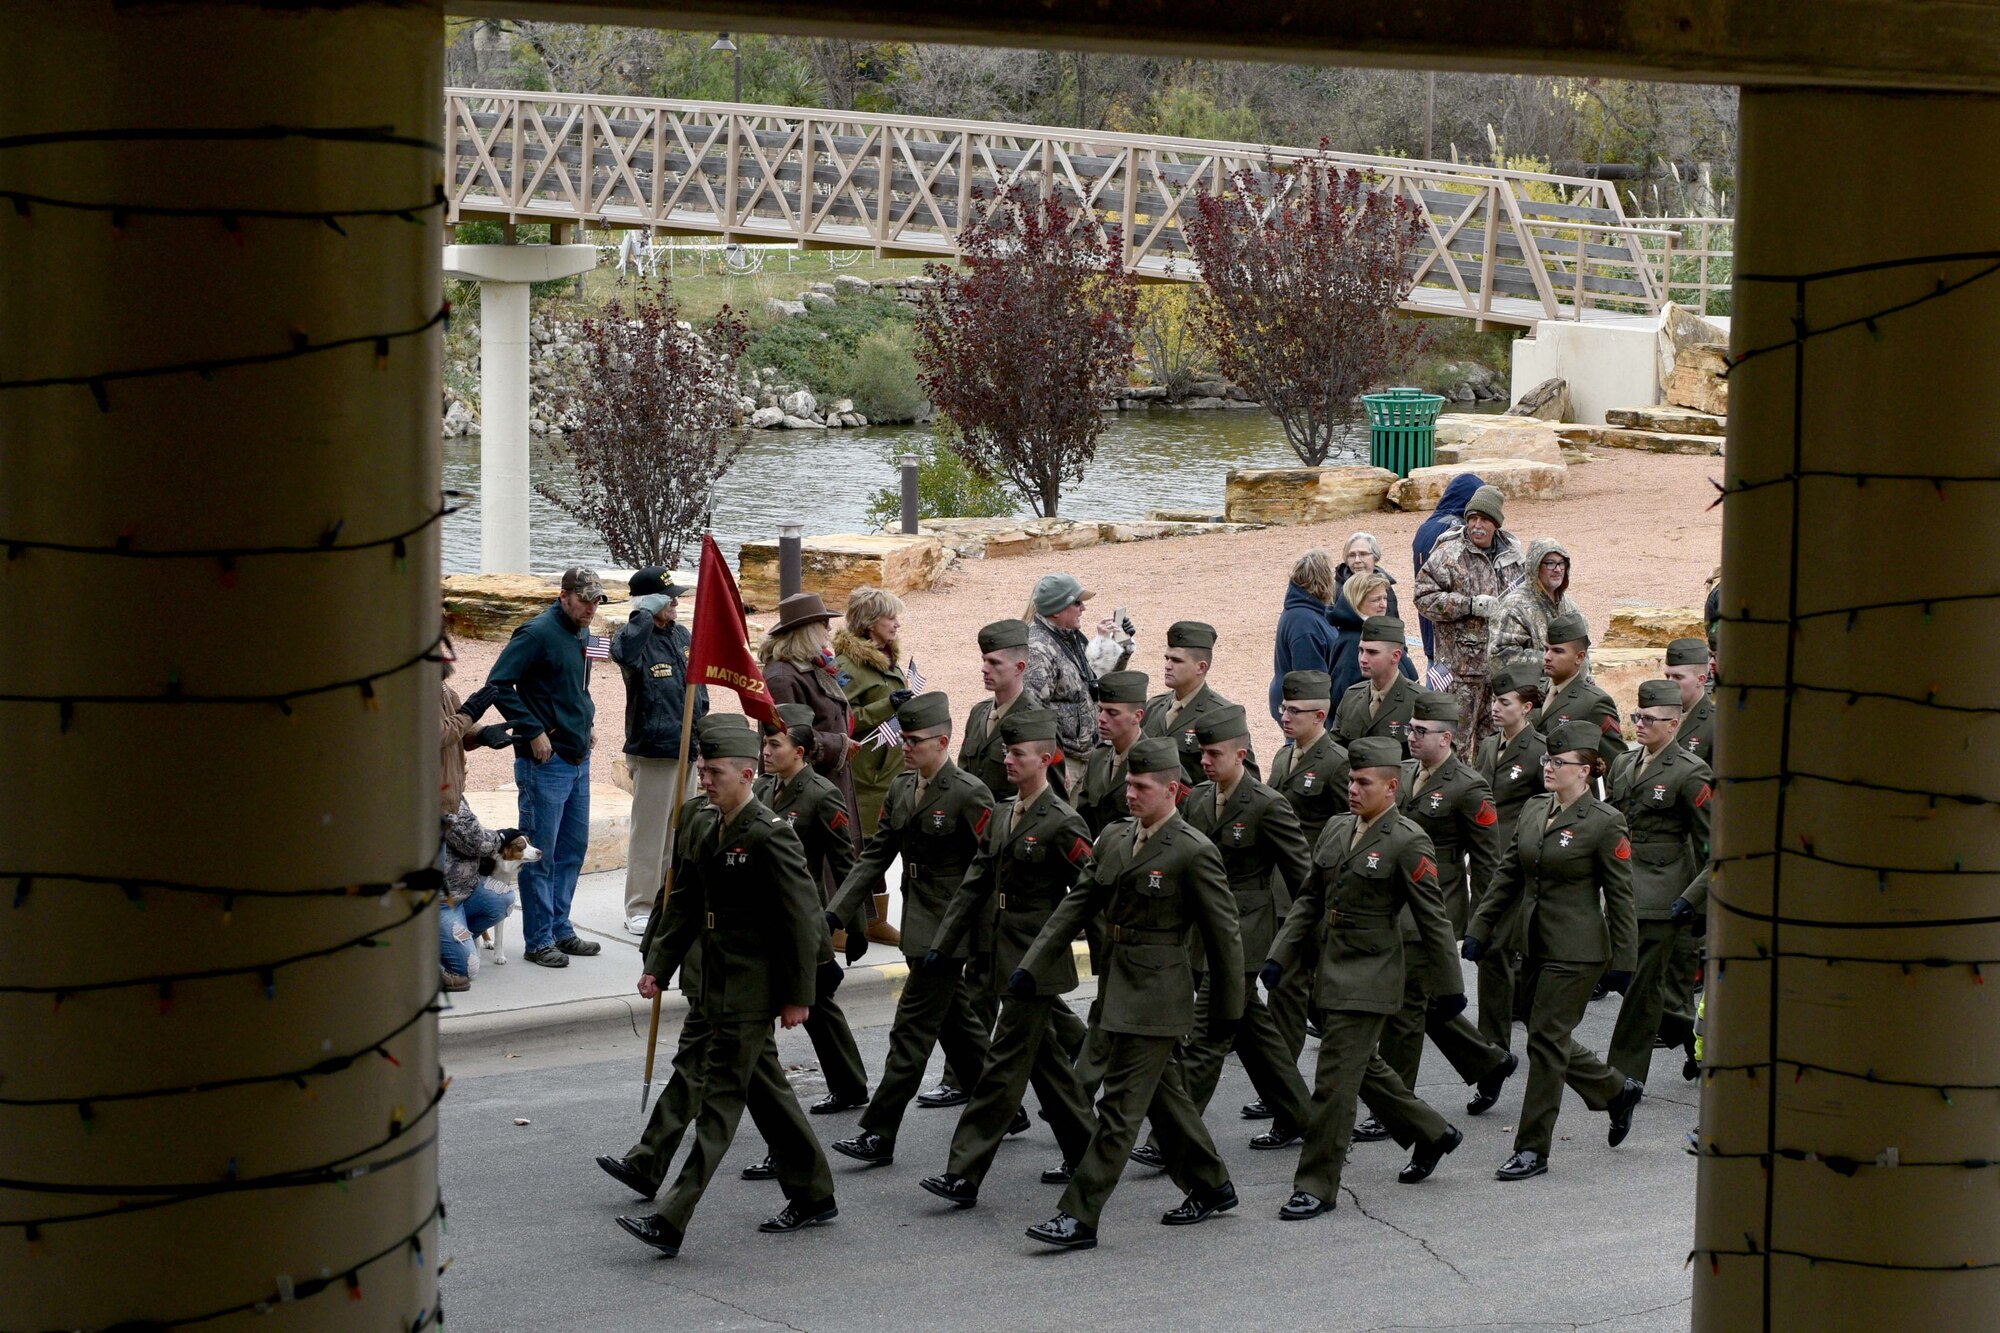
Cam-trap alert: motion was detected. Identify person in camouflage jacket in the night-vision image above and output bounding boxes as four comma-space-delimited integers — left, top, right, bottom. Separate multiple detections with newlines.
1488, 537, 1576, 671
1414, 486, 1526, 759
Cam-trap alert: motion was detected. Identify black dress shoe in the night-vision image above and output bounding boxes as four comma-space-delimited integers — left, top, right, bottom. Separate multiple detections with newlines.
1352, 1117, 1389, 1143
810, 1092, 868, 1115
596, 1154, 657, 1199
1606, 1078, 1644, 1147
1467, 1051, 1519, 1116
919, 1173, 979, 1207
1248, 1126, 1303, 1150
1398, 1124, 1462, 1184
1279, 1190, 1335, 1220
555, 935, 601, 956
526, 946, 569, 968
1496, 1149, 1548, 1181
1025, 1212, 1097, 1249
741, 1156, 776, 1181
1040, 1159, 1074, 1185
1008, 1106, 1031, 1136
617, 1214, 682, 1255
915, 1083, 969, 1108
1590, 978, 1610, 1001
1129, 1143, 1166, 1169
1239, 1098, 1274, 1120
759, 1197, 837, 1232
1161, 1181, 1238, 1225
830, 1131, 894, 1165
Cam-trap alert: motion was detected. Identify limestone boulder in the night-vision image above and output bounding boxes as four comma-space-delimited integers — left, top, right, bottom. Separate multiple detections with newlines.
1386, 458, 1566, 512
1598, 429, 1723, 457
1667, 343, 1730, 416
1588, 647, 1668, 729
764, 297, 807, 320
1507, 377, 1572, 422
780, 414, 826, 430
1604, 405, 1726, 437
1223, 466, 1398, 525
802, 290, 836, 311
443, 572, 633, 641
1603, 605, 1706, 648
781, 388, 818, 418
737, 533, 948, 612
832, 274, 873, 296
467, 783, 632, 874
1434, 419, 1563, 466
749, 405, 785, 429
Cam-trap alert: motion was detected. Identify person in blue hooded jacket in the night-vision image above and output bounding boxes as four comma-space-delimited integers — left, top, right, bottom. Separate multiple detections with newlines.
1268, 549, 1341, 720
1413, 473, 1485, 665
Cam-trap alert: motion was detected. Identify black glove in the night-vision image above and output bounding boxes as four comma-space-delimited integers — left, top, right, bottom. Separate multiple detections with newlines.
1426, 991, 1468, 1023
457, 683, 501, 718
816, 958, 845, 996
1460, 935, 1486, 962
1008, 968, 1037, 997
887, 688, 915, 709
843, 927, 868, 965
1208, 1014, 1240, 1044
1669, 896, 1696, 925
1121, 614, 1137, 637
475, 723, 514, 750
919, 949, 954, 977
1258, 960, 1282, 992
1602, 968, 1635, 996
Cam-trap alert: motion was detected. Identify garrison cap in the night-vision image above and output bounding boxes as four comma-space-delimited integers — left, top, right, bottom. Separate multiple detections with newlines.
1465, 485, 1506, 525
1097, 670, 1150, 704
696, 715, 760, 758
1193, 704, 1251, 746
1361, 615, 1406, 644
772, 702, 816, 729
1548, 720, 1604, 756
1282, 670, 1333, 702
1666, 637, 1712, 666
1546, 610, 1591, 647
978, 619, 1031, 653
1413, 692, 1459, 724
1637, 680, 1683, 710
1000, 709, 1061, 744
1348, 736, 1404, 771
897, 692, 952, 732
1489, 661, 1541, 697
1166, 621, 1218, 650
1127, 737, 1184, 776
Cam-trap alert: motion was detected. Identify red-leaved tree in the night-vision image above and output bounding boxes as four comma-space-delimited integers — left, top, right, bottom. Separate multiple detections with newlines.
1185, 148, 1428, 466
914, 184, 1138, 517
540, 280, 748, 568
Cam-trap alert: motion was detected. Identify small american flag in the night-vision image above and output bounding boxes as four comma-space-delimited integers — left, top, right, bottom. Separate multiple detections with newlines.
585, 635, 611, 661
868, 659, 928, 749
1425, 659, 1454, 692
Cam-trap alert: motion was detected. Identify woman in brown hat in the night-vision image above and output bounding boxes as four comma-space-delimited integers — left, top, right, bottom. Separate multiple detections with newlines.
757, 592, 864, 881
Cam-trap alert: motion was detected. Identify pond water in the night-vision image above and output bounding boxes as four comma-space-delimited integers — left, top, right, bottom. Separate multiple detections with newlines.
439, 403, 1503, 574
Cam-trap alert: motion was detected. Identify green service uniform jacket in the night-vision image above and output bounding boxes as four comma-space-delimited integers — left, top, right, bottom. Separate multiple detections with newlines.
1678, 691, 1716, 768
754, 767, 857, 966
1142, 682, 1260, 785
1075, 742, 1134, 837
1182, 775, 1314, 963
1606, 744, 1714, 916
1268, 810, 1461, 1016
1469, 793, 1638, 970
1333, 674, 1423, 755
1537, 672, 1629, 765
934, 789, 1096, 996
1472, 726, 1549, 950
1267, 731, 1351, 840
1020, 812, 1245, 1038
1398, 754, 1501, 939
641, 796, 822, 1021
830, 760, 995, 959
960, 695, 1068, 802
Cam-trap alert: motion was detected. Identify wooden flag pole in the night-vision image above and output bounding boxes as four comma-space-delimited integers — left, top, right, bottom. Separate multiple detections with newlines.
640, 676, 700, 1115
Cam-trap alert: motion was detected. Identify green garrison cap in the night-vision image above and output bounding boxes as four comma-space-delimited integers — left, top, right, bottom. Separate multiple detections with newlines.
897, 692, 952, 732
1282, 670, 1333, 701
1413, 692, 1459, 723
1127, 736, 1184, 775
1489, 661, 1541, 696
1193, 704, 1251, 746
1361, 615, 1406, 644
1548, 720, 1604, 755
1637, 680, 1683, 709
978, 619, 1030, 653
1348, 736, 1404, 770
1666, 637, 1711, 666
696, 715, 760, 758
1000, 709, 1061, 744
1097, 670, 1150, 704
1166, 621, 1218, 650
773, 702, 816, 729
1546, 610, 1591, 646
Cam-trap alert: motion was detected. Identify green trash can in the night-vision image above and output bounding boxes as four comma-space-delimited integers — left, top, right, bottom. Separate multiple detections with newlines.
1361, 387, 1446, 477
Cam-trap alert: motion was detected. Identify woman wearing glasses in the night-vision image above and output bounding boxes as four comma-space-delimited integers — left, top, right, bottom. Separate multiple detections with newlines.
1461, 720, 1642, 1181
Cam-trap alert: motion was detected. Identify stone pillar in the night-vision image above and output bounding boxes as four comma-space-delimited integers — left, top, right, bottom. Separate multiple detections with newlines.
1696, 88, 2000, 1328
0, 3, 442, 1329
442, 245, 597, 574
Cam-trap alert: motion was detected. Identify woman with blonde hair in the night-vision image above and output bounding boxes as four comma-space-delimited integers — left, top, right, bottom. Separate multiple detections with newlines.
1330, 569, 1418, 696
834, 584, 910, 945
758, 591, 862, 869
1268, 548, 1341, 720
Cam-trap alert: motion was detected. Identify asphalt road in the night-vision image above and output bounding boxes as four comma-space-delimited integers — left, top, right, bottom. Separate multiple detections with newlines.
439, 971, 1697, 1332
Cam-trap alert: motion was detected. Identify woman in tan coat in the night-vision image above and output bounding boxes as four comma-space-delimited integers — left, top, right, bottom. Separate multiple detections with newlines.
834, 585, 910, 945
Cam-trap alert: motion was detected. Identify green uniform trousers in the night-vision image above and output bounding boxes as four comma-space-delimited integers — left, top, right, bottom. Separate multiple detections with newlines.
807, 970, 870, 1104
858, 962, 990, 1144
1268, 932, 1321, 1059
1661, 928, 1702, 1034
654, 1018, 835, 1231
940, 954, 998, 1090
1150, 975, 1311, 1147
1294, 1009, 1451, 1199
1515, 957, 1628, 1157
625, 1007, 711, 1190
1379, 943, 1511, 1091
1060, 1031, 1230, 1229
1476, 947, 1523, 1052
1606, 919, 1686, 1086
945, 995, 1097, 1184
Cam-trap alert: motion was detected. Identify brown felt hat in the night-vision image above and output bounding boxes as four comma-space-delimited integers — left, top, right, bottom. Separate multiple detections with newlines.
770, 592, 838, 635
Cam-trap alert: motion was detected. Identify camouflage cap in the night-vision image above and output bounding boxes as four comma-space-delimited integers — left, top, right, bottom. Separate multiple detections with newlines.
1637, 680, 1683, 710
1488, 661, 1541, 697
897, 692, 952, 732
1666, 637, 1711, 667
1361, 615, 1406, 644
1166, 621, 1218, 650
1546, 610, 1591, 647
978, 619, 1031, 653
1193, 704, 1251, 746
1000, 708, 1061, 744
1413, 692, 1459, 724
1548, 720, 1604, 756
1348, 736, 1404, 770
560, 566, 606, 602
1127, 736, 1184, 776
1282, 670, 1333, 702
1097, 670, 1150, 704
695, 714, 760, 759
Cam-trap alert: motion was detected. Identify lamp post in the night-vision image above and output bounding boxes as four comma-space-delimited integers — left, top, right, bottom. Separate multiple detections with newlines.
708, 32, 742, 104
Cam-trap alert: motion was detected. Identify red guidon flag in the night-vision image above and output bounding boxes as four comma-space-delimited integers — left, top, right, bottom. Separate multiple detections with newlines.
688, 533, 777, 724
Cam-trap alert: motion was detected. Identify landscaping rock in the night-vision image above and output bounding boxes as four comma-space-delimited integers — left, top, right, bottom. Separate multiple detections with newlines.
1147, 509, 1224, 523
1224, 466, 1398, 526
781, 388, 818, 418
737, 533, 949, 611
829, 398, 855, 415
780, 414, 825, 430
1126, 385, 1169, 401
765, 297, 807, 319
1386, 458, 1566, 512
802, 290, 836, 311
833, 274, 872, 295
1598, 429, 1724, 457
442, 572, 633, 641
749, 406, 785, 429
1604, 406, 1726, 437
1179, 396, 1225, 410
1434, 419, 1563, 466
1667, 344, 1730, 417
1508, 377, 1572, 422
1603, 605, 1706, 648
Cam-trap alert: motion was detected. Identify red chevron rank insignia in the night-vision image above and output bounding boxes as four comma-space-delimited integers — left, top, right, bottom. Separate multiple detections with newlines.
1615, 836, 1632, 860
1602, 715, 1621, 734
1067, 836, 1093, 866
830, 809, 849, 831
1695, 784, 1714, 808
1414, 854, 1438, 883
1474, 800, 1498, 826
972, 808, 991, 838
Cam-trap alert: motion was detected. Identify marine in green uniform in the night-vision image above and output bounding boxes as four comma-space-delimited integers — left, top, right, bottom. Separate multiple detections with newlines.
616, 716, 836, 1256
826, 694, 996, 1164
1603, 680, 1713, 1086
1076, 671, 1148, 836
1463, 720, 1643, 1181
1536, 611, 1628, 768
1658, 638, 1715, 1046
1333, 616, 1424, 754
1142, 621, 1258, 785
1263, 736, 1468, 1220
1470, 661, 1550, 1072
1018, 738, 1245, 1250
917, 711, 1100, 1206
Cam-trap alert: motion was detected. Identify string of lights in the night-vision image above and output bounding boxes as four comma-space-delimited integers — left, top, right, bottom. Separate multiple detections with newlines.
0, 124, 441, 154
2, 493, 463, 562
1725, 248, 2000, 375
7, 865, 443, 907
2, 182, 447, 231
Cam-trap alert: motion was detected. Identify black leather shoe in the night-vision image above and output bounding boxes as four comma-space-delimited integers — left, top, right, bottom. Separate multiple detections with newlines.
1606, 1078, 1644, 1147
759, 1197, 837, 1232
1239, 1098, 1274, 1120
1279, 1190, 1334, 1221
1040, 1159, 1074, 1185
915, 1083, 969, 1109
1398, 1124, 1462, 1184
830, 1131, 894, 1165
810, 1092, 868, 1115
1025, 1212, 1097, 1249
1161, 1181, 1237, 1226
740, 1156, 776, 1181
1352, 1117, 1389, 1143
1467, 1051, 1519, 1116
1008, 1107, 1031, 1136
1590, 978, 1610, 1001
1129, 1143, 1166, 1169
1248, 1126, 1302, 1150
555, 935, 601, 956
526, 946, 569, 968
919, 1173, 978, 1207
596, 1154, 657, 1199
617, 1214, 682, 1255
1496, 1149, 1548, 1181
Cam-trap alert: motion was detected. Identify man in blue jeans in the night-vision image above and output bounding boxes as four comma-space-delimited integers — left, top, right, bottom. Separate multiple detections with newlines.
490, 566, 606, 968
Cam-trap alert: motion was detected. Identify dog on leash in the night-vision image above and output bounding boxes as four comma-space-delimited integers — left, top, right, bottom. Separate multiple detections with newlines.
478, 833, 539, 965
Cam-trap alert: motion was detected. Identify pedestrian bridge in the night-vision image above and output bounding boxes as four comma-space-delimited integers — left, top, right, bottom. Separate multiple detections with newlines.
445, 88, 1731, 328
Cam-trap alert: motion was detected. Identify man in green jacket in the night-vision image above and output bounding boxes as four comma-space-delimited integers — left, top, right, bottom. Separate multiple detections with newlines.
1143, 621, 1257, 785
1017, 737, 1245, 1250
1471, 660, 1550, 1070
1333, 616, 1424, 755
1076, 671, 1149, 836
1537, 611, 1628, 769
